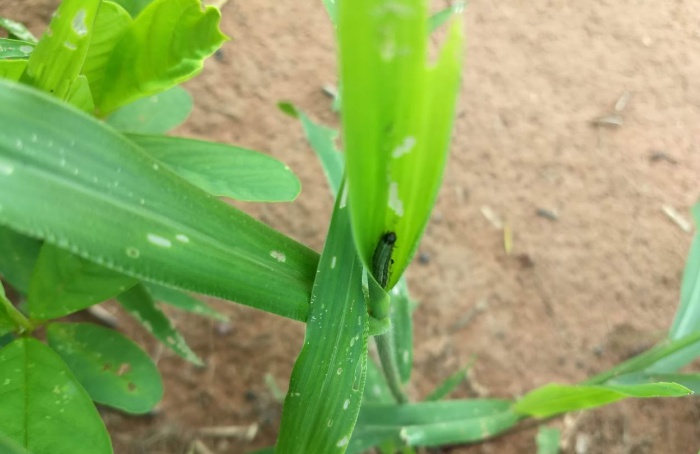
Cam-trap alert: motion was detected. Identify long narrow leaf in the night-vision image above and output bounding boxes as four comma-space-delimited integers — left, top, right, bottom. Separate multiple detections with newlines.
20, 0, 100, 100
0, 39, 34, 59
277, 181, 369, 453
127, 134, 301, 202
145, 282, 228, 322
0, 17, 38, 43
339, 0, 463, 290
0, 79, 318, 322
514, 383, 691, 418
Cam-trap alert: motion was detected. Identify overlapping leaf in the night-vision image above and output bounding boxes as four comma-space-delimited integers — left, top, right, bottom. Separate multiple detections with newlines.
0, 39, 34, 59
277, 182, 369, 453
0, 338, 112, 454
106, 86, 193, 134
0, 79, 318, 322
0, 226, 41, 294
47, 322, 163, 414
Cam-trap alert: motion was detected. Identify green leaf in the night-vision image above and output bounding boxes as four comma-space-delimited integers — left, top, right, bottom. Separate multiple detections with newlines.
0, 225, 41, 294
513, 383, 691, 418
339, 1, 463, 290
110, 0, 155, 18
46, 322, 163, 414
608, 372, 700, 394
352, 400, 518, 450
0, 79, 317, 322
323, 0, 337, 25
94, 0, 228, 114
536, 427, 561, 454
390, 278, 414, 383
650, 204, 700, 372
118, 284, 202, 365
127, 134, 301, 202
584, 331, 700, 385
28, 244, 139, 320
65, 75, 94, 112
277, 181, 369, 453
106, 86, 193, 133
425, 363, 471, 401
0, 337, 112, 454
0, 39, 35, 59
145, 282, 228, 322
20, 0, 100, 100
81, 0, 132, 108
279, 102, 343, 196
0, 432, 29, 454
0, 17, 38, 43
0, 60, 27, 81
363, 358, 393, 404
0, 281, 32, 335
428, 3, 466, 33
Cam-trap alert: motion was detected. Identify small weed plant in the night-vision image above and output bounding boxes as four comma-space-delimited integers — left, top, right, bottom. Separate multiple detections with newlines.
0, 1, 698, 453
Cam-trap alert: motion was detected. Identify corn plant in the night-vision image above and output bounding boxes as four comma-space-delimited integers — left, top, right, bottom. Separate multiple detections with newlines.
0, 1, 699, 453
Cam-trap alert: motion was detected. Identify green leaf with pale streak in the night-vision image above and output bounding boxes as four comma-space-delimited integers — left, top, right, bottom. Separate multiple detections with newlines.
0, 39, 34, 59
20, 0, 100, 100
127, 134, 301, 202
277, 181, 369, 453
649, 204, 700, 372
390, 278, 413, 383
106, 86, 193, 134
584, 331, 700, 385
351, 400, 518, 451
428, 3, 466, 33
514, 383, 691, 418
0, 18, 37, 43
279, 102, 343, 195
65, 75, 94, 112
608, 372, 700, 394
536, 427, 561, 454
425, 364, 471, 401
0, 225, 41, 294
0, 338, 112, 454
0, 60, 27, 81
323, 0, 337, 25
118, 284, 202, 365
81, 0, 132, 106
0, 79, 317, 322
339, 1, 463, 290
95, 0, 228, 114
28, 244, 139, 319
145, 282, 228, 322
110, 0, 155, 18
47, 322, 163, 414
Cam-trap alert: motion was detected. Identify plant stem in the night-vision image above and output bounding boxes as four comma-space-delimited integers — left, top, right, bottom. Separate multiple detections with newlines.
0, 290, 33, 333
375, 329, 410, 404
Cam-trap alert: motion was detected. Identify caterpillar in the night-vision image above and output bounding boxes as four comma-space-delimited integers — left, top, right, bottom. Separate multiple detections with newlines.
372, 231, 396, 289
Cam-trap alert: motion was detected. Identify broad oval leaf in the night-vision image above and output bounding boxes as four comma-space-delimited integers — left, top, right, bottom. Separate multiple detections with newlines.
0, 79, 317, 322
0, 337, 112, 454
277, 181, 369, 454
513, 382, 691, 418
339, 0, 463, 291
0, 225, 41, 294
95, 0, 228, 114
28, 244, 139, 319
127, 134, 301, 202
106, 86, 193, 134
118, 284, 202, 365
46, 322, 163, 414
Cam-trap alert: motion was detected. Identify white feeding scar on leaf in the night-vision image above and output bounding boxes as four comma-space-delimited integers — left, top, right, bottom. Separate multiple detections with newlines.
71, 9, 88, 36
388, 182, 404, 216
392, 136, 416, 158
147, 233, 172, 248
270, 250, 286, 262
